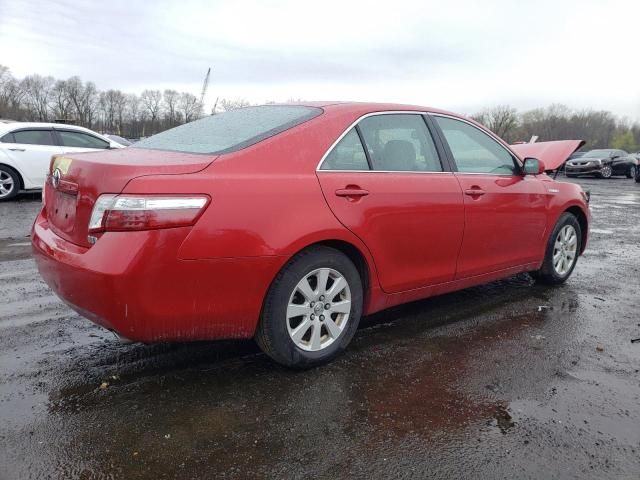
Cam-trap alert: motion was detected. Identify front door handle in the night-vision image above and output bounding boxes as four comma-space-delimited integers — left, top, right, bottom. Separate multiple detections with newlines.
335, 188, 369, 198
8, 147, 26, 152
464, 187, 486, 196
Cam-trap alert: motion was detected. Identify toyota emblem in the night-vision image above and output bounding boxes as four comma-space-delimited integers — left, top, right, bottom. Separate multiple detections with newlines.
52, 169, 62, 189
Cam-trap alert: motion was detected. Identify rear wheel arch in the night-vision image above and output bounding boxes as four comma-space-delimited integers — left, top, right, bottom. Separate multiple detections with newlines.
259, 239, 374, 324
312, 240, 371, 296
279, 239, 372, 303
255, 242, 366, 367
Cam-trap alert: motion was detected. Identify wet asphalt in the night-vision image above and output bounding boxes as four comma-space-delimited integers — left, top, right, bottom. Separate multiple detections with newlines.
0, 178, 639, 480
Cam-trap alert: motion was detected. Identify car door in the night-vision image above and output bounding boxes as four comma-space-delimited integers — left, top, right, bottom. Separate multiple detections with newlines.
610, 150, 629, 175
54, 129, 111, 154
316, 113, 465, 293
431, 115, 547, 279
1, 128, 63, 187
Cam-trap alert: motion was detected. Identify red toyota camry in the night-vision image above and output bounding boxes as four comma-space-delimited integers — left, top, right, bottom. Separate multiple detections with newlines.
32, 102, 590, 367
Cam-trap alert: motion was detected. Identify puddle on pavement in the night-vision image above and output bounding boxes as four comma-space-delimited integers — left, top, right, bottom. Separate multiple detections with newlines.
0, 275, 589, 479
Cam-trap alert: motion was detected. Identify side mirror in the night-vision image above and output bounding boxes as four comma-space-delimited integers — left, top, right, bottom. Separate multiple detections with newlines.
523, 157, 546, 175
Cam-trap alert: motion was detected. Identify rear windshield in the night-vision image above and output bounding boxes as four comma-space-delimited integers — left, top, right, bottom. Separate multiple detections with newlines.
133, 105, 322, 154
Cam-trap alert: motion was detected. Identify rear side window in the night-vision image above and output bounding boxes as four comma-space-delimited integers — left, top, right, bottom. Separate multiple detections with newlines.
133, 105, 323, 154
435, 116, 517, 174
0, 133, 14, 143
358, 114, 442, 172
13, 130, 56, 146
58, 131, 110, 149
320, 129, 369, 171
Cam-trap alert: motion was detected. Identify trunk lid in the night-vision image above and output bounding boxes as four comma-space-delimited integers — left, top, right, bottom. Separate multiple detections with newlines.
44, 148, 215, 247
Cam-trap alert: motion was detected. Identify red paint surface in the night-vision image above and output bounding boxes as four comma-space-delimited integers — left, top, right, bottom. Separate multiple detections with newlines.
32, 103, 590, 342
511, 140, 585, 171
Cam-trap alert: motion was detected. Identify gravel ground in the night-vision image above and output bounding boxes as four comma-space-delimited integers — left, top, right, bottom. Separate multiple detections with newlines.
0, 178, 638, 480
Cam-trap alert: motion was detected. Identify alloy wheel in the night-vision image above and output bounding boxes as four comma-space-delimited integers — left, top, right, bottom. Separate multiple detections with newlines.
600, 165, 612, 178
286, 268, 352, 352
0, 171, 15, 198
553, 225, 578, 276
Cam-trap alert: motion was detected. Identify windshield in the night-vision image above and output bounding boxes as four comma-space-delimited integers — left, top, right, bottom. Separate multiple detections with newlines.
583, 150, 612, 158
133, 105, 322, 154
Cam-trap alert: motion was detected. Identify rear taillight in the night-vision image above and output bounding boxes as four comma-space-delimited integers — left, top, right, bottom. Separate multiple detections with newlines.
88, 195, 210, 234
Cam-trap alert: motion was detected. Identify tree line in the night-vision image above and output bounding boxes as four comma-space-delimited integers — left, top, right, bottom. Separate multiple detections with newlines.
1, 64, 639, 150
471, 104, 640, 152
0, 65, 253, 139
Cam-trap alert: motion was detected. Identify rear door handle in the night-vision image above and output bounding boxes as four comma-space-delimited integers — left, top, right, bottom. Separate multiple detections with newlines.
8, 148, 26, 152
335, 188, 369, 198
464, 188, 485, 196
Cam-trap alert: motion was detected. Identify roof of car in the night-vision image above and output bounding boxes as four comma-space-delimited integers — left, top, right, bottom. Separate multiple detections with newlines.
0, 121, 91, 130
287, 101, 459, 117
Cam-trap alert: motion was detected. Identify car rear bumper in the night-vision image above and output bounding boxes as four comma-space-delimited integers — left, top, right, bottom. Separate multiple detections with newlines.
32, 210, 285, 342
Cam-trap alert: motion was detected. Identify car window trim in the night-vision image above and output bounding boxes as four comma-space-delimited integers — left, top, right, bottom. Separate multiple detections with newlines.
354, 125, 373, 170
316, 111, 449, 174
9, 127, 57, 147
428, 113, 523, 176
54, 128, 110, 149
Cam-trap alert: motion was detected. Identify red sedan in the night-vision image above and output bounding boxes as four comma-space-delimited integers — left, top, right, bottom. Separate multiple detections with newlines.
32, 103, 590, 367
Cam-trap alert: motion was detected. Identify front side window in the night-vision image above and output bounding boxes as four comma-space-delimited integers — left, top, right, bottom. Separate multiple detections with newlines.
320, 129, 369, 171
12, 130, 56, 146
357, 114, 442, 172
58, 131, 110, 149
133, 105, 322, 154
435, 116, 518, 174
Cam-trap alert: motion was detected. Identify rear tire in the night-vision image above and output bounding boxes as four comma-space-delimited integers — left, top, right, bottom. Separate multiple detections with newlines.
255, 246, 363, 368
627, 165, 636, 179
531, 213, 581, 285
0, 166, 20, 201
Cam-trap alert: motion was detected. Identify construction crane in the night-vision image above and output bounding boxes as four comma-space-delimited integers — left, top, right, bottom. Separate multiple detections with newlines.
199, 67, 211, 113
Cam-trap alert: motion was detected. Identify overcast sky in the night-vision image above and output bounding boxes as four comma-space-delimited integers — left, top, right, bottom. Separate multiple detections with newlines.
1, 0, 639, 118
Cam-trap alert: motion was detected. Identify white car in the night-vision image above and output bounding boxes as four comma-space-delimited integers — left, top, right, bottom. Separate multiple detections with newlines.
0, 122, 124, 200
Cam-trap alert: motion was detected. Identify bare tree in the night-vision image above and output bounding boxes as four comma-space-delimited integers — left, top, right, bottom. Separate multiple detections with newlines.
20, 74, 54, 121
50, 80, 73, 121
179, 92, 200, 123
472, 105, 518, 141
0, 65, 23, 120
65, 76, 98, 127
141, 89, 163, 133
98, 89, 127, 133
163, 89, 180, 127
125, 93, 141, 137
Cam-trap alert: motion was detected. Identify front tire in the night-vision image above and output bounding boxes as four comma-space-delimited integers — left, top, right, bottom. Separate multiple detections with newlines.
598, 165, 612, 179
0, 166, 20, 201
531, 213, 581, 285
255, 246, 363, 368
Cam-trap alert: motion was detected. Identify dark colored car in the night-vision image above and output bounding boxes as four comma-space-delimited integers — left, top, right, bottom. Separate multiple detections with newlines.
632, 153, 640, 183
568, 151, 586, 160
565, 149, 638, 179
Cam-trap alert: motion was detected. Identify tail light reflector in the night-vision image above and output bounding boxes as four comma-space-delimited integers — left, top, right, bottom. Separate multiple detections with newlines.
88, 195, 209, 233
